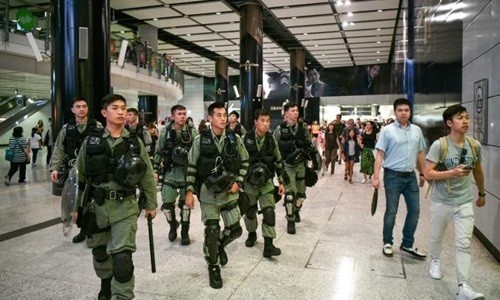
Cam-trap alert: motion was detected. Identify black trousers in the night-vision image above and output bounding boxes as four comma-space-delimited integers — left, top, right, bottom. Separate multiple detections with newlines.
7, 162, 27, 182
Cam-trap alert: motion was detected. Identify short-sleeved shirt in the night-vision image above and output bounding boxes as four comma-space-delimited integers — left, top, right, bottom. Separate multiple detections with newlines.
426, 137, 483, 205
375, 120, 426, 172
9, 137, 27, 163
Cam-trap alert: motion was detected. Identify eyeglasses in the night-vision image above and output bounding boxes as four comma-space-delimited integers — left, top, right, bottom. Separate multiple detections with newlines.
459, 148, 467, 164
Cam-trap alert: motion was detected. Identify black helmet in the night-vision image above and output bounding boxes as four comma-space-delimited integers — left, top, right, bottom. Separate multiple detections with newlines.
247, 163, 271, 187
205, 168, 234, 193
114, 152, 147, 189
172, 146, 189, 166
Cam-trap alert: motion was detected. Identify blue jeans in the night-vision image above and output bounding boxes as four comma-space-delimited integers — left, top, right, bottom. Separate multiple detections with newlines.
383, 169, 420, 248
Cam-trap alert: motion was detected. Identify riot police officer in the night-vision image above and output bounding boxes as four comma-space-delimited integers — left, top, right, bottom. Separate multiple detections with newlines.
242, 109, 286, 257
153, 104, 197, 245
73, 94, 157, 300
125, 107, 152, 153
185, 102, 249, 289
273, 103, 315, 234
49, 96, 102, 243
226, 110, 246, 137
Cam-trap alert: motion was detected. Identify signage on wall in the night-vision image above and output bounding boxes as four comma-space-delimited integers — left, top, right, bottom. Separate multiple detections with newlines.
473, 79, 488, 144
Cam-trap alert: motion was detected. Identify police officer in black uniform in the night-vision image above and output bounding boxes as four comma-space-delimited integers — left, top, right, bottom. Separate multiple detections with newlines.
50, 96, 102, 243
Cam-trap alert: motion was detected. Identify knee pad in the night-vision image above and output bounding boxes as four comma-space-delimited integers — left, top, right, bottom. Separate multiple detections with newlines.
204, 220, 220, 265
161, 203, 175, 222
92, 246, 109, 263
284, 192, 295, 218
221, 222, 242, 246
245, 205, 258, 220
112, 251, 134, 283
262, 207, 276, 227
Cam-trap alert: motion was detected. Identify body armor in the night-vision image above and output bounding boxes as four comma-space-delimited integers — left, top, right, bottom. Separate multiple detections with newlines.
277, 121, 307, 164
197, 130, 241, 193
64, 119, 97, 160
243, 131, 275, 187
162, 124, 193, 169
85, 128, 146, 189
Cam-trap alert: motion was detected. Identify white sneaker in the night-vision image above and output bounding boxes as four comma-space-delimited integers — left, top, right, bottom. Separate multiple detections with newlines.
361, 179, 367, 183
383, 243, 393, 257
429, 259, 442, 280
456, 284, 484, 300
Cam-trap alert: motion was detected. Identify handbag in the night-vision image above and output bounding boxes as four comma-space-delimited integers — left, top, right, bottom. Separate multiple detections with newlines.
5, 148, 14, 161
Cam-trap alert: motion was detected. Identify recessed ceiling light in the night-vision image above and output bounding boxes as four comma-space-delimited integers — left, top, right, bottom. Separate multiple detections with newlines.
347, 12, 353, 17
36, 27, 42, 31
377, 41, 381, 44
120, 30, 125, 34
292, 16, 297, 19
216, 12, 221, 15
274, 52, 277, 54
376, 51, 381, 53
202, 72, 205, 74
377, 58, 381, 61
327, 61, 331, 63
349, 22, 355, 25
303, 32, 308, 35
285, 59, 288, 62
322, 54, 325, 56
231, 54, 234, 56
377, 28, 381, 31
337, 1, 343, 6
181, 52, 185, 55
186, 67, 189, 70
202, 59, 205, 62
378, 9, 383, 13
212, 45, 215, 48
314, 45, 318, 47
284, 6, 289, 9
153, 18, 158, 21
342, 21, 348, 26
164, 4, 170, 7
345, 0, 351, 5
187, 33, 191, 36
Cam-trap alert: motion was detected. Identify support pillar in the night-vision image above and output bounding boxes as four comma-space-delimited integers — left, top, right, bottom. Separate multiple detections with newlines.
215, 57, 229, 104
138, 95, 158, 126
239, 3, 263, 130
290, 48, 305, 117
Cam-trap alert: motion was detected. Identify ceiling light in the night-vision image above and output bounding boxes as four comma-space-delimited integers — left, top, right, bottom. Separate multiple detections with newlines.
377, 59, 381, 61
212, 45, 215, 48
164, 4, 170, 7
345, 0, 351, 5
231, 54, 234, 56
202, 72, 205, 74
36, 27, 42, 31
284, 6, 289, 9
153, 18, 158, 21
377, 41, 381, 43
337, 1, 343, 6
120, 30, 125, 34
285, 59, 288, 62
314, 45, 318, 47
274, 51, 277, 54
342, 21, 348, 27
376, 51, 380, 53
187, 33, 191, 36
378, 9, 383, 12
303, 32, 308, 35
292, 16, 297, 19
186, 67, 189, 70
202, 59, 205, 62
347, 12, 353, 17
327, 61, 331, 63
216, 12, 221, 15
377, 28, 381, 31
322, 54, 325, 56
349, 22, 355, 25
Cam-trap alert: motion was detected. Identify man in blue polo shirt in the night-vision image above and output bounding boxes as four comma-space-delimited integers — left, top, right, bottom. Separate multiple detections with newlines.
372, 98, 427, 258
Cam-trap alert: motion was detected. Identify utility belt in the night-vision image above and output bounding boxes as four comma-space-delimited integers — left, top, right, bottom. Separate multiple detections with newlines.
384, 168, 415, 178
285, 148, 305, 165
93, 187, 135, 205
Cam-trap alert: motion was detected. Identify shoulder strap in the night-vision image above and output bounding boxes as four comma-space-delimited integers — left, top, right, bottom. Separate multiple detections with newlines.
464, 136, 479, 160
438, 137, 448, 162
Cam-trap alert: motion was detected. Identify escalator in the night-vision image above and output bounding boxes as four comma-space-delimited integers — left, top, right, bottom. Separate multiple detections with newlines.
0, 95, 50, 136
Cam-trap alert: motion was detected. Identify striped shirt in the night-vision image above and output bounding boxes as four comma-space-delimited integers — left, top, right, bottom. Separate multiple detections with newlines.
9, 137, 27, 163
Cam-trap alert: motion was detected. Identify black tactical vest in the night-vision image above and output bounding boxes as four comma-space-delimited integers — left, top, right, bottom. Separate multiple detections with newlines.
277, 121, 307, 161
84, 128, 145, 187
243, 130, 275, 175
64, 119, 97, 159
197, 129, 241, 182
162, 124, 194, 167
226, 123, 244, 137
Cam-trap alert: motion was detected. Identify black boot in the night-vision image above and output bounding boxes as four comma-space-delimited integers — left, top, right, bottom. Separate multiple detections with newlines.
287, 221, 296, 234
245, 231, 257, 247
263, 237, 281, 258
97, 277, 112, 300
218, 245, 228, 266
72, 230, 85, 243
208, 265, 223, 289
294, 210, 301, 223
168, 220, 179, 242
180, 222, 190, 245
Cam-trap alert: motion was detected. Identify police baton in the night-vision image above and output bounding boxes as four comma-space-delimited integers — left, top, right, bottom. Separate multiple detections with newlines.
147, 214, 156, 273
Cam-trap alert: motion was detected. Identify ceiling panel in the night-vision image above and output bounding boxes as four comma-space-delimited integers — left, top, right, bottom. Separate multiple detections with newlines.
147, 17, 198, 28
343, 20, 395, 31
345, 28, 393, 37
262, 0, 329, 8
191, 13, 239, 25
196, 40, 235, 47
206, 23, 238, 33
219, 31, 240, 39
334, 0, 399, 13
183, 33, 223, 42
296, 32, 342, 41
336, 11, 398, 23
126, 7, 181, 20
271, 4, 333, 18
166, 26, 211, 35
281, 15, 337, 27
172, 2, 232, 15
111, 0, 161, 10
289, 25, 338, 35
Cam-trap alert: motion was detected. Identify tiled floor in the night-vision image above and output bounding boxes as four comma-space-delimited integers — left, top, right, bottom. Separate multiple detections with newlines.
1, 153, 499, 299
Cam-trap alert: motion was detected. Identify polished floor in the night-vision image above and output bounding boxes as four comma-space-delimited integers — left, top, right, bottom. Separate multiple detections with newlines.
1, 151, 499, 300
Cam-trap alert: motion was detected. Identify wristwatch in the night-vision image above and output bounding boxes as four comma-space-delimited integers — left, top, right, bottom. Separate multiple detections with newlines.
478, 192, 486, 197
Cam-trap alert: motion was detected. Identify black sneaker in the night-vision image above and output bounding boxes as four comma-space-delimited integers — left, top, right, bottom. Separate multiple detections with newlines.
400, 245, 427, 259
168, 220, 179, 242
245, 232, 257, 247
4, 175, 10, 186
219, 246, 228, 266
294, 211, 301, 223
263, 244, 281, 258
97, 277, 112, 300
72, 232, 85, 243
287, 221, 296, 234
208, 265, 223, 289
